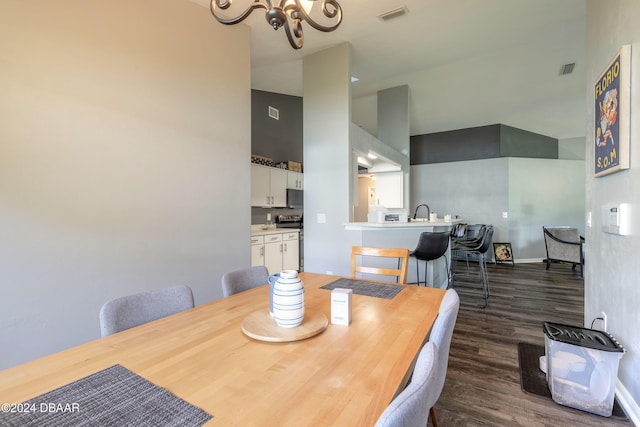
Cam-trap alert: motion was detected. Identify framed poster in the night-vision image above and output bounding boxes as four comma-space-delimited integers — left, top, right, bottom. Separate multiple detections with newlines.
594, 45, 631, 177
493, 242, 514, 264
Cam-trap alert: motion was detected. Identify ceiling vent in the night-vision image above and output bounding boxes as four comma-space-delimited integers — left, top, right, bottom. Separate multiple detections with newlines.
377, 6, 408, 22
560, 63, 575, 75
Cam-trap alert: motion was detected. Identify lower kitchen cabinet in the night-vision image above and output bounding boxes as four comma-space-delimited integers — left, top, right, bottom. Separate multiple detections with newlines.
281, 232, 299, 271
263, 233, 283, 275
251, 230, 299, 274
251, 235, 265, 267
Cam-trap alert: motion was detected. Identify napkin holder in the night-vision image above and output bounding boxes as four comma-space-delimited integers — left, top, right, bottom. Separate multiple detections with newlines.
331, 288, 352, 325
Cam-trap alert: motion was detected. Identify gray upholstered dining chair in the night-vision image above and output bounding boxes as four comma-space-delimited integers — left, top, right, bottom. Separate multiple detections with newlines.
99, 285, 194, 337
374, 342, 438, 427
426, 288, 460, 427
221, 265, 269, 297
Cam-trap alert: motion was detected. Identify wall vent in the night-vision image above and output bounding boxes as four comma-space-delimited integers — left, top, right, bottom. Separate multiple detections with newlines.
560, 63, 575, 75
377, 6, 408, 22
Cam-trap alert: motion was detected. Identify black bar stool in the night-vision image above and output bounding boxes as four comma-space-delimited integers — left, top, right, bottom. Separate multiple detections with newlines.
451, 226, 494, 308
410, 232, 450, 287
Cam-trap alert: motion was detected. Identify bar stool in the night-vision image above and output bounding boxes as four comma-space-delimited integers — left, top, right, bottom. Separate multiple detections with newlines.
451, 226, 494, 308
410, 232, 450, 287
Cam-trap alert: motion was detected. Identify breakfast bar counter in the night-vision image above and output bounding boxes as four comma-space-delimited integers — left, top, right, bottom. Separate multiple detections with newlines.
345, 219, 464, 287
345, 219, 463, 231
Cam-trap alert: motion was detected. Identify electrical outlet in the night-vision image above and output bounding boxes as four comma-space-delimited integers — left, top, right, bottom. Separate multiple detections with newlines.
601, 311, 608, 332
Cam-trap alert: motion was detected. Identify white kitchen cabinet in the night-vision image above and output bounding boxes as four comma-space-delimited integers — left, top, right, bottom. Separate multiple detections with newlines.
251, 230, 299, 274
251, 164, 287, 207
282, 232, 300, 271
251, 235, 264, 267
375, 172, 404, 208
287, 171, 304, 190
263, 233, 283, 274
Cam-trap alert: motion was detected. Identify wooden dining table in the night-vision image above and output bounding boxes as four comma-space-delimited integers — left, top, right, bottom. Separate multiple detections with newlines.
0, 272, 445, 426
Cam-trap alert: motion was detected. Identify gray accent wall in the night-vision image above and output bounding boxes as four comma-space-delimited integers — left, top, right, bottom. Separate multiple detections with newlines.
0, 1, 251, 369
585, 0, 640, 417
500, 125, 558, 158
411, 124, 558, 164
251, 90, 303, 164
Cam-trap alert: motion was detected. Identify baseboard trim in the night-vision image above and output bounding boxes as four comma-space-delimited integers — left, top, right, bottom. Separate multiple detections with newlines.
513, 258, 544, 264
616, 380, 640, 426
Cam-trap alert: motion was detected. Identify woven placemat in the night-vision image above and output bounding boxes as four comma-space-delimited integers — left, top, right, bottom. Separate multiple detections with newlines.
0, 365, 212, 427
321, 278, 403, 299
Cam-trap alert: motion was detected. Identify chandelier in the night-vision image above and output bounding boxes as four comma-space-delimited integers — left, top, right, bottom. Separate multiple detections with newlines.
210, 0, 343, 50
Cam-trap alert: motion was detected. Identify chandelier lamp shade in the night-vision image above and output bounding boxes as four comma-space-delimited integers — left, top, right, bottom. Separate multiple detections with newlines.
210, 0, 343, 49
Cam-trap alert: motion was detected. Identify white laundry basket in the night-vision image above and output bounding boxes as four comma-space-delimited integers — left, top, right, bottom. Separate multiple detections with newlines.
543, 321, 624, 417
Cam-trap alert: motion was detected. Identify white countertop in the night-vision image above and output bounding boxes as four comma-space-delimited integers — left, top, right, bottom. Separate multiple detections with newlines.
251, 225, 300, 236
344, 219, 463, 230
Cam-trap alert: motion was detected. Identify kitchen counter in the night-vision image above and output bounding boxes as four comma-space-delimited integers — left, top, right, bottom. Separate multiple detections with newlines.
251, 225, 300, 236
344, 218, 463, 231
345, 219, 464, 288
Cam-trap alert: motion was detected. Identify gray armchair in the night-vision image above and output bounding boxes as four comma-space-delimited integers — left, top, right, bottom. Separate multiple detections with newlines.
542, 226, 585, 277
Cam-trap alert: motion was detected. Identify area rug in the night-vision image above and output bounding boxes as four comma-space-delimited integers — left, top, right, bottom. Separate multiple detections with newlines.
517, 342, 627, 419
0, 365, 212, 427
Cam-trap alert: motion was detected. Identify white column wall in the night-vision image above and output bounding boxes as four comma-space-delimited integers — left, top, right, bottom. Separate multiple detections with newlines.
303, 43, 359, 276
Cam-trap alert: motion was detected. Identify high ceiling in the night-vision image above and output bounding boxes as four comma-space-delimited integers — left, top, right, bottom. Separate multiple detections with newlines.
195, 0, 587, 139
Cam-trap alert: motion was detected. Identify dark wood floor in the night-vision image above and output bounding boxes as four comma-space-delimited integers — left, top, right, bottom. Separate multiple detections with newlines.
431, 261, 632, 426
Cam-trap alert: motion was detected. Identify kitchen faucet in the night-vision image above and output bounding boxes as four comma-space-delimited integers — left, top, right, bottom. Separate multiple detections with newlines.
413, 203, 430, 220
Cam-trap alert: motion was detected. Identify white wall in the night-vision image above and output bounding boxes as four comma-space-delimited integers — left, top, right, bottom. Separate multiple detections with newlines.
0, 0, 251, 369
586, 0, 640, 420
559, 136, 587, 160
410, 158, 509, 244
303, 43, 359, 277
352, 94, 377, 138
410, 157, 585, 261
508, 158, 585, 260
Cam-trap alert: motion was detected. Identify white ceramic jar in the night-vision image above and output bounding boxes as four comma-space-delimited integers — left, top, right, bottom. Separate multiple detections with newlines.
272, 270, 304, 328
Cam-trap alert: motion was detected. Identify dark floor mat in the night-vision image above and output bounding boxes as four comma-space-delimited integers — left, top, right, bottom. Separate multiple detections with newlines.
517, 342, 627, 419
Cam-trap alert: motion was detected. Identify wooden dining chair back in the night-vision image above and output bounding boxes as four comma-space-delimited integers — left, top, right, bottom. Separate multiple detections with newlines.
99, 285, 194, 337
351, 246, 410, 284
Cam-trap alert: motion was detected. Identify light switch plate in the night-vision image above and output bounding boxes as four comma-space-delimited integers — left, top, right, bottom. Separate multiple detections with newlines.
317, 213, 326, 224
